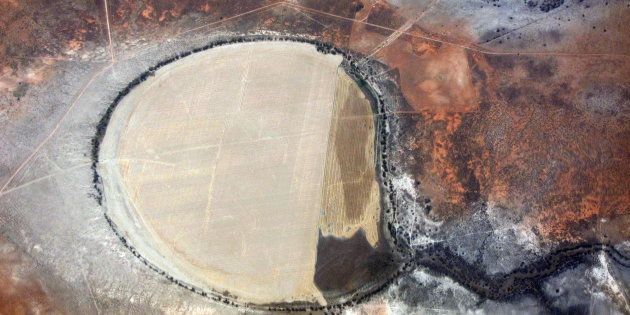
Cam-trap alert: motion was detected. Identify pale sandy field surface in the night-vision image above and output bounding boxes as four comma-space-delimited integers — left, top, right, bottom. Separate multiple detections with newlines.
2, 0, 629, 313
320, 70, 381, 246
98, 41, 381, 305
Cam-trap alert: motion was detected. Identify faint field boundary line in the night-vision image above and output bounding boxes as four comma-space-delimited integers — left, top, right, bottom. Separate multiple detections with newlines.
362, 0, 441, 61
284, 4, 331, 28
284, 2, 630, 59
476, 2, 575, 46
103, 0, 115, 64
114, 1, 284, 65
0, 1, 284, 197
0, 64, 113, 194
13, 1, 630, 65
0, 163, 92, 197
177, 1, 284, 37
3, 0, 628, 197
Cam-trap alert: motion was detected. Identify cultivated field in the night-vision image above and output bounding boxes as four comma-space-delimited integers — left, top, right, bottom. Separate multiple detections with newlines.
98, 41, 382, 304
320, 70, 381, 246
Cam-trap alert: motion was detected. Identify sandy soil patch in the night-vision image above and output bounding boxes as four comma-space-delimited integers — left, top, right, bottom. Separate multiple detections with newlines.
98, 41, 383, 305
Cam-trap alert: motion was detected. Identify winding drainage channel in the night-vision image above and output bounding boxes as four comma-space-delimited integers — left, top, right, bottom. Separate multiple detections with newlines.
90, 34, 630, 312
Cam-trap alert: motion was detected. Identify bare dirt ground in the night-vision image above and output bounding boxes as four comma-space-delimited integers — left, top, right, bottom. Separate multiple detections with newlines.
100, 41, 348, 304
1, 0, 628, 313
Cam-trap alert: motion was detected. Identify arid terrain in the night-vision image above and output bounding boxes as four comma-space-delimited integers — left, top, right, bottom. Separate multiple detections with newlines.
99, 41, 393, 306
320, 69, 381, 246
0, 0, 628, 314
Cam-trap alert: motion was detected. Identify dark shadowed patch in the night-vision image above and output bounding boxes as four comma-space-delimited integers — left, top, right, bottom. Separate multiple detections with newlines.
539, 0, 565, 13
478, 29, 500, 44
314, 229, 397, 300
12, 82, 29, 100
578, 82, 630, 116
365, 2, 405, 36
525, 58, 557, 80
498, 85, 523, 104
485, 55, 516, 69
470, 64, 487, 85
550, 87, 572, 109
301, 0, 363, 18
547, 29, 562, 43
448, 113, 482, 204
466, 53, 486, 85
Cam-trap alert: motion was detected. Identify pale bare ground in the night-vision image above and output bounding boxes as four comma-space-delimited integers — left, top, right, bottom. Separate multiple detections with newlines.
100, 42, 345, 304
320, 70, 381, 246
99, 41, 384, 305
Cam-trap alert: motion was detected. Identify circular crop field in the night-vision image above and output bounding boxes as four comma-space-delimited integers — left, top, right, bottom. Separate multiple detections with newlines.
96, 39, 401, 309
